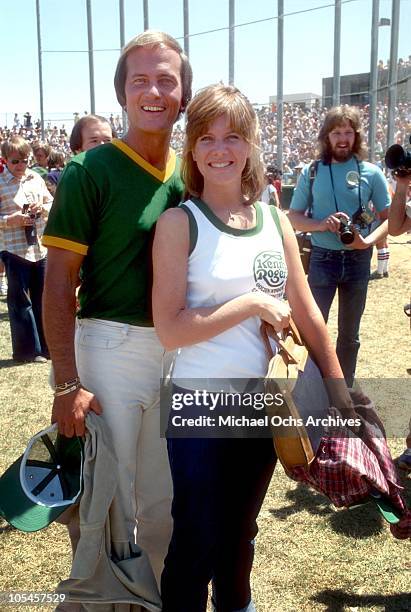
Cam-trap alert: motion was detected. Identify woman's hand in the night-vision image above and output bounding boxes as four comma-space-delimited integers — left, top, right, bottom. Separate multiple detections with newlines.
250, 293, 291, 332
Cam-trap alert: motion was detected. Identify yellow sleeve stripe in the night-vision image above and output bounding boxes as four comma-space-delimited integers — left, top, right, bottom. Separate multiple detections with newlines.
112, 138, 176, 183
42, 235, 89, 255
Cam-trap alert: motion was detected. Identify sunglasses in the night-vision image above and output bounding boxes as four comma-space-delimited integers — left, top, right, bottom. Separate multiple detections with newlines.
9, 158, 29, 165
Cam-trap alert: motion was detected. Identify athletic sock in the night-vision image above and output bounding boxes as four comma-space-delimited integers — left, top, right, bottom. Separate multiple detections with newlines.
377, 248, 389, 275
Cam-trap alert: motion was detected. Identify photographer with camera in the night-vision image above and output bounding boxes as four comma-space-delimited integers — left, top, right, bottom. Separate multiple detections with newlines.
0, 135, 52, 362
386, 140, 411, 471
288, 106, 390, 387
386, 139, 411, 236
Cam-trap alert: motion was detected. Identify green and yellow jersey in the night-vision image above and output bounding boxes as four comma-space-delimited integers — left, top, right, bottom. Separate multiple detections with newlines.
43, 139, 184, 326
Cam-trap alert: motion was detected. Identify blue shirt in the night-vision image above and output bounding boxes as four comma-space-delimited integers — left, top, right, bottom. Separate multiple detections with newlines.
290, 157, 390, 250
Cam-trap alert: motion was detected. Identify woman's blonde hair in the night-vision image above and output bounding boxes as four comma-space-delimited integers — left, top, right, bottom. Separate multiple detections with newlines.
182, 84, 265, 204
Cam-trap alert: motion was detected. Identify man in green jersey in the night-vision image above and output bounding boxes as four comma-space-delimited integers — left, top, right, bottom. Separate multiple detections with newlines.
42, 31, 192, 588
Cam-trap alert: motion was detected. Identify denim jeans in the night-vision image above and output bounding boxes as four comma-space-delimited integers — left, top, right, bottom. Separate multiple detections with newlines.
2, 251, 48, 361
308, 246, 372, 387
161, 393, 276, 612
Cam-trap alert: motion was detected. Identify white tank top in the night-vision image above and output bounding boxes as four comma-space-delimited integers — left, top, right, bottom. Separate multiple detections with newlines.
172, 198, 288, 387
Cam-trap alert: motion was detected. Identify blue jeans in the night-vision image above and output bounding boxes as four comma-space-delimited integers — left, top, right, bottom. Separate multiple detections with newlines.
2, 252, 48, 361
161, 395, 276, 612
308, 246, 372, 387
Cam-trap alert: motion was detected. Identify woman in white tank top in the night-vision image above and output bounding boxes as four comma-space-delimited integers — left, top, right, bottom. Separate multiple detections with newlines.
153, 85, 353, 612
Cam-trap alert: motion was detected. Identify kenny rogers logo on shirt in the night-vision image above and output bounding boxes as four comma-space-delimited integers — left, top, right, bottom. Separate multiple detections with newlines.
253, 251, 287, 297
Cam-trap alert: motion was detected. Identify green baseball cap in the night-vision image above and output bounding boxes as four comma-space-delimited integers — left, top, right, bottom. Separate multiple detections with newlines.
0, 424, 83, 532
369, 489, 402, 524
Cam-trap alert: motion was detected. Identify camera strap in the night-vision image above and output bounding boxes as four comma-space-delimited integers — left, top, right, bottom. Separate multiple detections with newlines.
328, 157, 362, 213
306, 160, 319, 218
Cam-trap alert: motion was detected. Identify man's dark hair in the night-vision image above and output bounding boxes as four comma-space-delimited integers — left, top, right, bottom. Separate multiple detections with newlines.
69, 115, 112, 153
266, 165, 282, 179
317, 105, 368, 164
48, 150, 67, 170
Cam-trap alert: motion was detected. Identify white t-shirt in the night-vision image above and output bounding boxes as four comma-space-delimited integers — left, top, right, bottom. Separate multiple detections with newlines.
172, 199, 288, 387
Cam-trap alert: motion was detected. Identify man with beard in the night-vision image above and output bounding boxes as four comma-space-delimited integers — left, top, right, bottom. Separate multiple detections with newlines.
288, 106, 390, 387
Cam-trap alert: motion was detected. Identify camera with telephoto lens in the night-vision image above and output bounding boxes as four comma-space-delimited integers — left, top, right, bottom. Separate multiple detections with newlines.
385, 137, 411, 177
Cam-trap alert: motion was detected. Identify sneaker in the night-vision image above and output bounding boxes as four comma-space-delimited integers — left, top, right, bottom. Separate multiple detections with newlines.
369, 270, 383, 280
33, 355, 48, 364
397, 448, 411, 471
383, 271, 389, 278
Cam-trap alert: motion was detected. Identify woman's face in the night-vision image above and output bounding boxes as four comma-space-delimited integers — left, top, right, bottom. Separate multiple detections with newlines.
192, 114, 250, 189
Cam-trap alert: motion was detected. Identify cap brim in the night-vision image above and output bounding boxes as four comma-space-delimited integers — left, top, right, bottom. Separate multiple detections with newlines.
0, 456, 66, 532
370, 491, 402, 524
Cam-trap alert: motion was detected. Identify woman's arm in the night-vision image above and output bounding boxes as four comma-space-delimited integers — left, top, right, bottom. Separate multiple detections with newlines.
278, 210, 342, 377
388, 175, 411, 236
152, 208, 291, 351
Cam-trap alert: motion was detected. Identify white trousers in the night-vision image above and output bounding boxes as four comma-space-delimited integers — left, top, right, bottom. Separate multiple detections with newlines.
75, 318, 173, 588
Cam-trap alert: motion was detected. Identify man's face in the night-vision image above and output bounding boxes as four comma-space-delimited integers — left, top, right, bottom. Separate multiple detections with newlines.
6, 154, 29, 179
124, 45, 183, 137
34, 148, 48, 167
328, 120, 356, 162
80, 121, 113, 152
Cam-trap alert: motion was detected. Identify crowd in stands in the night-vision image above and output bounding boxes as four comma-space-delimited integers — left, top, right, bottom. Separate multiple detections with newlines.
152, 101, 411, 174
257, 100, 411, 173
1, 101, 410, 181
0, 111, 122, 165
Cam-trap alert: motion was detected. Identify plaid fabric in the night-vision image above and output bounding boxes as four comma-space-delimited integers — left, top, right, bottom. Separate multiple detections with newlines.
0, 167, 52, 262
290, 415, 410, 540
390, 509, 411, 540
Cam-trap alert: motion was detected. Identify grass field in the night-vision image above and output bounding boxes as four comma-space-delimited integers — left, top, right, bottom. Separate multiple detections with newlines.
0, 235, 410, 611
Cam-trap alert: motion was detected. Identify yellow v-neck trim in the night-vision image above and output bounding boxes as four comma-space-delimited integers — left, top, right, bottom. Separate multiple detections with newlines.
112, 138, 176, 183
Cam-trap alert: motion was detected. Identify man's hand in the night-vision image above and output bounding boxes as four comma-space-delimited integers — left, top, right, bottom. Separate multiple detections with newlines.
5, 211, 34, 227
52, 387, 103, 438
28, 202, 43, 216
318, 211, 350, 233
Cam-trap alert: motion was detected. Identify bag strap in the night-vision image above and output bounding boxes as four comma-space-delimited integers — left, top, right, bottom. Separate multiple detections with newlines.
307, 160, 319, 219
260, 320, 300, 364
